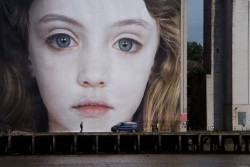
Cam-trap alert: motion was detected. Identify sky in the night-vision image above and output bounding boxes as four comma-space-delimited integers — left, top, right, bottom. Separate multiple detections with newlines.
187, 0, 203, 44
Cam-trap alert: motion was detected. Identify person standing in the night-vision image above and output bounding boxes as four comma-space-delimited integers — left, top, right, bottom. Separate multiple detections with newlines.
156, 122, 160, 132
80, 122, 83, 133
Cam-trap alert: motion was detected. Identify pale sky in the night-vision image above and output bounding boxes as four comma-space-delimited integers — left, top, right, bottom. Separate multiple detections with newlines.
187, 0, 203, 44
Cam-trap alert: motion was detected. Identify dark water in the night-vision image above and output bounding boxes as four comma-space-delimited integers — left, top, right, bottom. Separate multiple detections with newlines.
0, 154, 250, 167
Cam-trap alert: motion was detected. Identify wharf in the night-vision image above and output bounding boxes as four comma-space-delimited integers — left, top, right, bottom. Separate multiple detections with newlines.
0, 131, 250, 155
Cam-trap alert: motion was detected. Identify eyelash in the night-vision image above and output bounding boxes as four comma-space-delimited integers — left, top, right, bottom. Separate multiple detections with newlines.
46, 33, 78, 50
113, 38, 142, 54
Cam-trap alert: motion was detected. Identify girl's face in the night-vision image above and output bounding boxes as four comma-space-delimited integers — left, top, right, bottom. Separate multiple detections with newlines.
28, 0, 159, 132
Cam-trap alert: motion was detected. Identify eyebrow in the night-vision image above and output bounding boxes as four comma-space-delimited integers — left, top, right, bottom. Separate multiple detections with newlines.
112, 19, 152, 30
38, 14, 152, 30
38, 14, 83, 27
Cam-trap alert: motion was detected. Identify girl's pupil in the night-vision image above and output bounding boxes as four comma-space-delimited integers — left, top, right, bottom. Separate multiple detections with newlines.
119, 38, 133, 51
56, 34, 70, 48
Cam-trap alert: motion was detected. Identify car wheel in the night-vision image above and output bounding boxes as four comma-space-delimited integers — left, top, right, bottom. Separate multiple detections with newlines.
132, 130, 135, 132
116, 130, 119, 133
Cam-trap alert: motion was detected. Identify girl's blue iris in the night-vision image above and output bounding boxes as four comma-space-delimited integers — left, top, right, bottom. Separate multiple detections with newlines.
56, 34, 71, 48
119, 38, 133, 52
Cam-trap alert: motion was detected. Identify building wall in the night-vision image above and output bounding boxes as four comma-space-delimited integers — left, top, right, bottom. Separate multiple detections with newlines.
223, 0, 233, 131
205, 0, 250, 131
204, 0, 227, 131
180, 0, 188, 132
232, 0, 250, 130
204, 0, 213, 130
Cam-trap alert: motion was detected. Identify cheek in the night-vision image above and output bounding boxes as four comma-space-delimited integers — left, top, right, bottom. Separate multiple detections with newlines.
29, 52, 74, 103
33, 68, 74, 116
34, 68, 67, 102
111, 55, 153, 106
35, 63, 72, 88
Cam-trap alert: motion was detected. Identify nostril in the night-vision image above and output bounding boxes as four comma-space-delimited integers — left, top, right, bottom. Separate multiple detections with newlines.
81, 81, 105, 87
83, 81, 89, 85
99, 82, 105, 87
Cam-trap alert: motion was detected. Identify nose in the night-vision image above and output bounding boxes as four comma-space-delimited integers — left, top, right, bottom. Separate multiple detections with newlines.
79, 73, 107, 88
77, 53, 109, 88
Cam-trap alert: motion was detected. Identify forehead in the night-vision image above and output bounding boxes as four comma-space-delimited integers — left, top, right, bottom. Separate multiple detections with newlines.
29, 0, 155, 25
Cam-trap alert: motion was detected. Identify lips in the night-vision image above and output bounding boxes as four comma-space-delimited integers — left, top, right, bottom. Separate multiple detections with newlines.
72, 102, 113, 117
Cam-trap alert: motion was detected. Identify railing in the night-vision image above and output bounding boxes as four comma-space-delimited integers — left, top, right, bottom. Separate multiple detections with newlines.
0, 132, 250, 155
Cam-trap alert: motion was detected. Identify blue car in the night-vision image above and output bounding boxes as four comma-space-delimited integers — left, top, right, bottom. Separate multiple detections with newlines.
111, 122, 139, 132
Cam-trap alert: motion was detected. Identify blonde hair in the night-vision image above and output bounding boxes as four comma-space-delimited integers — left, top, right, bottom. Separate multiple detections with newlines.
142, 0, 181, 132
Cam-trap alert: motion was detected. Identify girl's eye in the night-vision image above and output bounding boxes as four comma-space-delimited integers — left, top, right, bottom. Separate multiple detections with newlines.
114, 38, 142, 53
46, 33, 77, 49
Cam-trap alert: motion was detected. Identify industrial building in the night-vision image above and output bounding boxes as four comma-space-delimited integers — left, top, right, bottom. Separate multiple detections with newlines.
204, 0, 250, 131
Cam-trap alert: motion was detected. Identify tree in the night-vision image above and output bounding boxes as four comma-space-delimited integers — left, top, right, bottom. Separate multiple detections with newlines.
187, 41, 204, 76
187, 41, 203, 63
187, 41, 206, 131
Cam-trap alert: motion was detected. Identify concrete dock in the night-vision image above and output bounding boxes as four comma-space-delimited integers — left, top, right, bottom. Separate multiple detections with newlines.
0, 132, 250, 155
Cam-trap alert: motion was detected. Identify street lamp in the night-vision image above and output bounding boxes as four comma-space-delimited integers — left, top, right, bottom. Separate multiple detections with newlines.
234, 107, 237, 131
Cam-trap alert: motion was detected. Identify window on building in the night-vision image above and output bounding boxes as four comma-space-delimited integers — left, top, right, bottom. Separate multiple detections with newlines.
238, 112, 246, 126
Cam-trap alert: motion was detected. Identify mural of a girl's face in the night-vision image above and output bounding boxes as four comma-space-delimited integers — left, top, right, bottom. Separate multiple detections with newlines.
28, 0, 159, 132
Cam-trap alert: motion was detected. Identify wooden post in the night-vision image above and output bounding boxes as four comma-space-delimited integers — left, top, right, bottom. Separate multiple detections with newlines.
178, 135, 182, 153
137, 134, 140, 153
52, 135, 56, 153
8, 135, 11, 154
32, 135, 35, 154
239, 134, 243, 152
219, 135, 222, 152
198, 134, 201, 153
74, 134, 77, 154
158, 135, 161, 152
117, 134, 120, 153
95, 135, 99, 153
